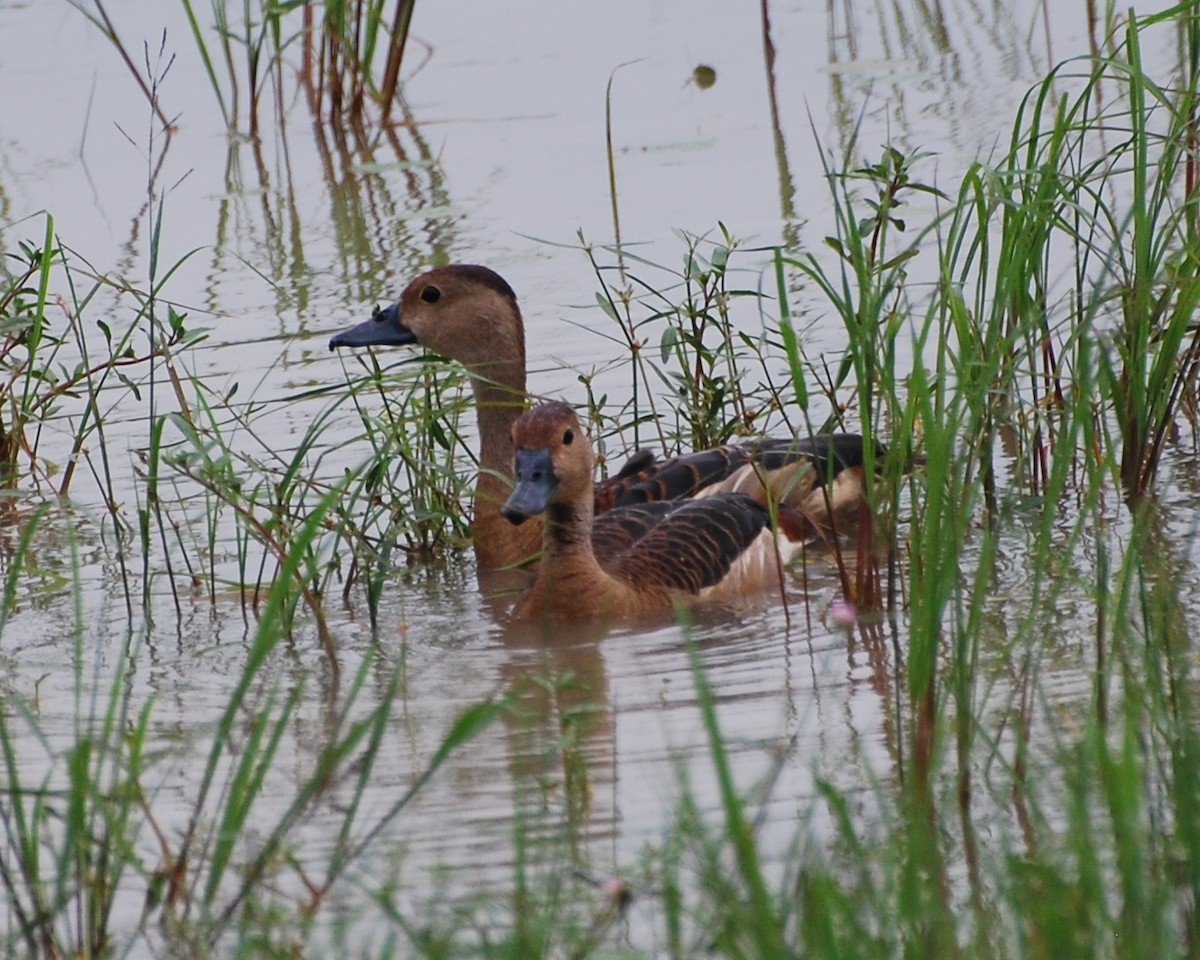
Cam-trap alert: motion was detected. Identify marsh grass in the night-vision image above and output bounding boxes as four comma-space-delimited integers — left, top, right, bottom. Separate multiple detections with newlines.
582, 225, 793, 457
131, 347, 475, 658
0, 221, 198, 499
0, 78, 486, 957
518, 7, 1200, 959
103, 0, 418, 133
298, 0, 418, 127
0, 209, 489, 956
0, 512, 507, 955
77, 0, 419, 133
694, 9, 1200, 959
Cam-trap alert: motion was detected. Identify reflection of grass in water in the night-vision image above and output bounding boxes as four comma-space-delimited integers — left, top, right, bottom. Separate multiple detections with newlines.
5, 4, 1200, 957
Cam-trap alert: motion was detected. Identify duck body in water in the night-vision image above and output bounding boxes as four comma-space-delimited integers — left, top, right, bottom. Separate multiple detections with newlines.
500, 402, 812, 620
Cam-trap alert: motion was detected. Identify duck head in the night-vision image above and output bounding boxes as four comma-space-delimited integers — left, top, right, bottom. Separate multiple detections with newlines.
329, 264, 526, 381
501, 402, 593, 525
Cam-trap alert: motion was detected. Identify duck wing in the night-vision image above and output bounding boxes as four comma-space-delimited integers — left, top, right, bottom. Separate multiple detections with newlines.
694, 434, 877, 503
592, 445, 738, 512
594, 434, 875, 513
605, 493, 772, 594
591, 501, 680, 567
610, 447, 658, 480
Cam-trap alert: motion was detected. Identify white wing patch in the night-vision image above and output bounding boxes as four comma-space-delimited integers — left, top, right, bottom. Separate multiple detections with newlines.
693, 459, 817, 506
697, 528, 804, 602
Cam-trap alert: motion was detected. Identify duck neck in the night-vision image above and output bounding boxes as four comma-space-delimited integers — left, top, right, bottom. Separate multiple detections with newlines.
459, 297, 528, 566
470, 372, 530, 556
542, 499, 602, 573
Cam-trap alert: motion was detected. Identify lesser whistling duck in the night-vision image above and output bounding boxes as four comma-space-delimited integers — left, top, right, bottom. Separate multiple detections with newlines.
329, 264, 875, 568
501, 402, 815, 619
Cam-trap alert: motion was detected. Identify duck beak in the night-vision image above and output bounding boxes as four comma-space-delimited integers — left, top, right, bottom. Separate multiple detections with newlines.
501, 449, 558, 525
329, 302, 417, 350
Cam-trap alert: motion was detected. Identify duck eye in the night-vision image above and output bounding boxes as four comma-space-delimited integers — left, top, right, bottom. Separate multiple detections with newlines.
420, 285, 441, 304
563, 428, 574, 445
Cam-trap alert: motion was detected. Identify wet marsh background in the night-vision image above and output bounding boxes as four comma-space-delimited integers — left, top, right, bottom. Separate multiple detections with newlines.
2, 1, 1200, 957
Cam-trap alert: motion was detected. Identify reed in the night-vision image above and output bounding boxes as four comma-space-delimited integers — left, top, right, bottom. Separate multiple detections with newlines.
0, 545, 503, 955
300, 0, 418, 127
0, 74, 486, 956
511, 7, 1200, 958
581, 225, 803, 458
74, 0, 419, 132
162, 0, 420, 131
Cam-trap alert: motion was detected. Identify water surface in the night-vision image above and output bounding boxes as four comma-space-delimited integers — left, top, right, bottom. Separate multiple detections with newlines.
0, 0, 1184, 952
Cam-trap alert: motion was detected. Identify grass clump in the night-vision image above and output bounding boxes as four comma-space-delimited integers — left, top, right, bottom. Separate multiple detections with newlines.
0, 594, 505, 955
644, 9, 1200, 960
77, 0, 419, 134
0, 208, 489, 960
583, 224, 790, 456
0, 217, 201, 498
153, 346, 473, 644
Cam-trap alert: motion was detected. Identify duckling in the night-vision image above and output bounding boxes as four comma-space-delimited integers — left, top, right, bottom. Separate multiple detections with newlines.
330, 264, 875, 568
500, 402, 810, 620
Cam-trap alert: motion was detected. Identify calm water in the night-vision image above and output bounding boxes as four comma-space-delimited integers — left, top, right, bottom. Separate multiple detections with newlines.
0, 0, 1183, 952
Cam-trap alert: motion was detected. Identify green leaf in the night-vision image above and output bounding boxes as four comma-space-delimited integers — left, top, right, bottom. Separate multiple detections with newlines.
595, 293, 619, 321
660, 325, 678, 363
429, 699, 506, 769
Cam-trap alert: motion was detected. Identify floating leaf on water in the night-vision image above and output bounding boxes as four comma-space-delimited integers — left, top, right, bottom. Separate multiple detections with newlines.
691, 64, 717, 89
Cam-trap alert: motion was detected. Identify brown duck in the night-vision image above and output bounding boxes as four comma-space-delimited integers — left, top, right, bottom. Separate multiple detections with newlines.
500, 402, 819, 619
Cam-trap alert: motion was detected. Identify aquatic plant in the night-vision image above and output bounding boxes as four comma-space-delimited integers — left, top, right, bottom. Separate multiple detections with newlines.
0, 525, 504, 955
582, 225, 790, 457
75, 0, 418, 133
0, 218, 201, 498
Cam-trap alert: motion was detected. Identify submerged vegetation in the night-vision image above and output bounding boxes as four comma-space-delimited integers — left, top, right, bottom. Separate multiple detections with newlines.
1, 2, 1200, 958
